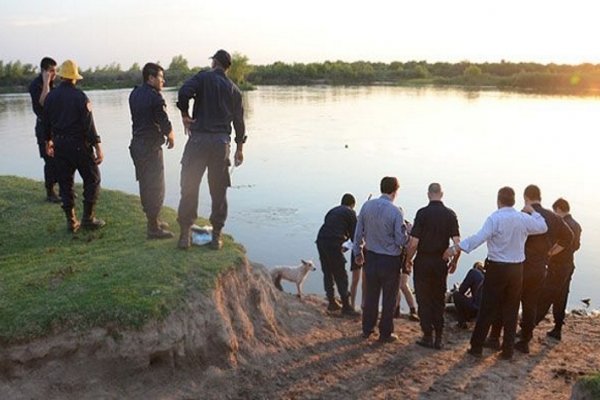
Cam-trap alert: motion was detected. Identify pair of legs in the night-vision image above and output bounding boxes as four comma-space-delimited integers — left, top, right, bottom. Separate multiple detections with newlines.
413, 255, 447, 345
177, 137, 230, 248
536, 263, 575, 337
36, 120, 59, 202
130, 138, 172, 238
350, 256, 366, 310
317, 240, 353, 312
395, 272, 418, 315
517, 260, 547, 346
453, 292, 478, 325
362, 251, 401, 339
53, 138, 103, 231
470, 261, 522, 357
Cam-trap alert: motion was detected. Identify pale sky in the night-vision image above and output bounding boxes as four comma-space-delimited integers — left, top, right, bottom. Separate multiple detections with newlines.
1, 0, 598, 70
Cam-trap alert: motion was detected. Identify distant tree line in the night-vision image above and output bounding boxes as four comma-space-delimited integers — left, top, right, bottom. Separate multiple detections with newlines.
2, 56, 600, 94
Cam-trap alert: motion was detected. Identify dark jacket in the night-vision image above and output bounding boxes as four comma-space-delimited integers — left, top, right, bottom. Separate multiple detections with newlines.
129, 83, 172, 144
316, 205, 357, 246
43, 81, 100, 145
525, 204, 573, 264
176, 68, 245, 143
549, 214, 582, 268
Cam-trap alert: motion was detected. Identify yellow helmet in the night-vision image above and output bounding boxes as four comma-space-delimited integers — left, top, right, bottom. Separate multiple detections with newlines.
58, 59, 83, 80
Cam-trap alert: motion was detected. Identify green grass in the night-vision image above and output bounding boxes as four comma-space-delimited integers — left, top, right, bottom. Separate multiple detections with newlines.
580, 373, 600, 397
0, 176, 246, 344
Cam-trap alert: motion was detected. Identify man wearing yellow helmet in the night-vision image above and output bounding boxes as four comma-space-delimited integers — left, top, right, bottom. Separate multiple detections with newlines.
43, 59, 105, 233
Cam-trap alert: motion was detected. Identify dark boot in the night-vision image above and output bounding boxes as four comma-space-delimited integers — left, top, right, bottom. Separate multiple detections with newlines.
434, 330, 444, 350
327, 297, 342, 311
81, 202, 106, 229
341, 294, 360, 317
147, 217, 174, 240
177, 225, 192, 249
416, 335, 434, 349
547, 325, 562, 341
209, 229, 223, 250
64, 208, 80, 233
46, 184, 61, 203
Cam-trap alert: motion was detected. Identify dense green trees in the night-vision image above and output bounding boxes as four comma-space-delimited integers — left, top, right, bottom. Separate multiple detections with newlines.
2, 55, 600, 94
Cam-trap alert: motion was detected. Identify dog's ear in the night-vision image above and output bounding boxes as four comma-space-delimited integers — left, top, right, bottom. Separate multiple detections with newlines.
301, 259, 308, 265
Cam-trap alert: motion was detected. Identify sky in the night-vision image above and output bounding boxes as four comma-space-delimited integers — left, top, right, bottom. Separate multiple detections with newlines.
1, 0, 599, 70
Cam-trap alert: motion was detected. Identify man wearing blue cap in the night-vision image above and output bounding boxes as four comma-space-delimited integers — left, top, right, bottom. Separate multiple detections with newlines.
176, 49, 246, 250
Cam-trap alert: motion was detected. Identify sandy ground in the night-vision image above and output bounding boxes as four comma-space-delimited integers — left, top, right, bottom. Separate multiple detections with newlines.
1, 265, 598, 400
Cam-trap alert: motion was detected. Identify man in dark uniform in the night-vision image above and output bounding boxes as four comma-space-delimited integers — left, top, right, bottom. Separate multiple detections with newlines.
29, 56, 60, 203
453, 261, 485, 329
535, 198, 582, 341
405, 183, 460, 350
129, 63, 175, 239
176, 49, 246, 250
316, 193, 360, 316
43, 59, 105, 233
514, 184, 573, 354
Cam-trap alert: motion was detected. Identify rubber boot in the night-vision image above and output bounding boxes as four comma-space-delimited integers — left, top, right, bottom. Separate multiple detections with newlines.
209, 229, 223, 250
147, 216, 174, 240
81, 202, 106, 230
177, 225, 192, 249
327, 297, 342, 311
64, 208, 80, 233
46, 183, 61, 203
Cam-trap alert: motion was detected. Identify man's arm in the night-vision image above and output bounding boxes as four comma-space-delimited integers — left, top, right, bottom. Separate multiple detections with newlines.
39, 69, 54, 107
404, 236, 419, 274
176, 75, 200, 135
353, 207, 366, 265
448, 235, 461, 273
551, 216, 574, 256
155, 94, 174, 148
232, 89, 246, 166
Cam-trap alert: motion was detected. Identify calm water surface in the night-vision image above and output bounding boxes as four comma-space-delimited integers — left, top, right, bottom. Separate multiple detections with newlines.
1, 86, 598, 310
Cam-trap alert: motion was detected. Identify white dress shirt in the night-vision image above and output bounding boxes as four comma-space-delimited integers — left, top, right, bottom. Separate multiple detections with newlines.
459, 207, 548, 263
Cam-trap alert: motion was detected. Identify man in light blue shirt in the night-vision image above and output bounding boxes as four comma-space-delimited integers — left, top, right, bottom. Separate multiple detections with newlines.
354, 176, 409, 343
444, 186, 547, 360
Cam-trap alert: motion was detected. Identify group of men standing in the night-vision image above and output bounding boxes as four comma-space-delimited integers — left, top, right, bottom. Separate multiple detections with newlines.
316, 178, 581, 360
28, 50, 245, 249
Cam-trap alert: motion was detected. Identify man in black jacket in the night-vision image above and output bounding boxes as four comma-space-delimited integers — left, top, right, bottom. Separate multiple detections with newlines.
176, 50, 246, 250
129, 63, 175, 239
316, 193, 359, 315
515, 185, 573, 354
29, 56, 60, 203
535, 198, 582, 340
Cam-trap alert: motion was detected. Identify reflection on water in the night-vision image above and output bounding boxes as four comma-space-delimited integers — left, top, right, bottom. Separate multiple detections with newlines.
1, 86, 599, 310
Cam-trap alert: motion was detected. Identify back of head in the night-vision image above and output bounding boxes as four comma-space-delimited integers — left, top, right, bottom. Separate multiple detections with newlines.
497, 186, 515, 207
552, 197, 570, 213
211, 49, 232, 70
524, 184, 541, 202
380, 177, 399, 195
341, 193, 356, 207
40, 57, 57, 71
428, 182, 442, 199
142, 62, 164, 82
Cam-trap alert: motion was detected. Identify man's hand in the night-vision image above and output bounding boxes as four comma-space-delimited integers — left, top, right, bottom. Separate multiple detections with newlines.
42, 69, 55, 85
234, 148, 244, 166
94, 144, 104, 165
182, 116, 195, 136
522, 204, 534, 214
45, 140, 54, 157
166, 131, 175, 149
443, 245, 460, 261
404, 259, 413, 275
355, 252, 365, 266
448, 260, 458, 274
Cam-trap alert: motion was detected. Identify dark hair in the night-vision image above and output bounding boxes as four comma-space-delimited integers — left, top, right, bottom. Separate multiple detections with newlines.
142, 63, 164, 82
524, 184, 541, 201
497, 186, 515, 207
380, 177, 400, 195
428, 182, 442, 194
552, 198, 570, 213
341, 193, 356, 207
40, 57, 57, 71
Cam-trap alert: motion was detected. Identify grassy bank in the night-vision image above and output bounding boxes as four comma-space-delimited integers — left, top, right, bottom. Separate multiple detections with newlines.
0, 176, 245, 344
579, 373, 600, 397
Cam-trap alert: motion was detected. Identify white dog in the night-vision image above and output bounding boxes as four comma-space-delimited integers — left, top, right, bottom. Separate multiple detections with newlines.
271, 259, 316, 298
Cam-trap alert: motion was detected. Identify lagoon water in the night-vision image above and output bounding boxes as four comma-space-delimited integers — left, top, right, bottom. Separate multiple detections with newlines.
1, 85, 598, 311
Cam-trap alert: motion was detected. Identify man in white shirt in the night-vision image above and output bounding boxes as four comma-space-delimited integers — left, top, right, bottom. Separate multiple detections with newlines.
443, 186, 547, 360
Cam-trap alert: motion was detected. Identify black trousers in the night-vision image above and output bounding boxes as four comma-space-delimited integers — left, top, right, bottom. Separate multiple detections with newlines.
413, 254, 448, 336
316, 240, 349, 301
35, 120, 58, 188
362, 251, 401, 338
471, 261, 522, 353
130, 138, 165, 219
53, 138, 101, 210
536, 263, 575, 327
520, 259, 547, 341
177, 139, 231, 231
453, 292, 478, 324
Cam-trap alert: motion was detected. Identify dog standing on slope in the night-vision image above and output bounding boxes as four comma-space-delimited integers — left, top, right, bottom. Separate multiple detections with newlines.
271, 260, 316, 299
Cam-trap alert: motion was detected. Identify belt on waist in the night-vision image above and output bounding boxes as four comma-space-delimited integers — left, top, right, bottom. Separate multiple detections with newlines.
53, 134, 84, 141
485, 259, 522, 266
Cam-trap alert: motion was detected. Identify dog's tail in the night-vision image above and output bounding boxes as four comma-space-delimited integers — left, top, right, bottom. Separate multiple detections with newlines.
271, 270, 284, 291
